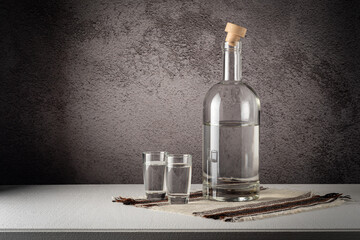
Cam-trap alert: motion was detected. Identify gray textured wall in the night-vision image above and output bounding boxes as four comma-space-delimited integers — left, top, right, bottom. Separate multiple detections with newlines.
1, 0, 359, 184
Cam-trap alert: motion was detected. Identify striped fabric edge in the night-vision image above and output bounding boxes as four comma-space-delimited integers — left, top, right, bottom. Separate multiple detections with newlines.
112, 191, 203, 207
229, 196, 344, 222
193, 191, 313, 216
194, 193, 345, 222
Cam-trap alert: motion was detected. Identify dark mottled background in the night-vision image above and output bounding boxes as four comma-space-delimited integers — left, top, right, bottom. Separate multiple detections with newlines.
0, 0, 359, 184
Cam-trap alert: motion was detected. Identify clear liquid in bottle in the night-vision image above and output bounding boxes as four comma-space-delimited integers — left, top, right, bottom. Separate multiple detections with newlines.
203, 121, 259, 201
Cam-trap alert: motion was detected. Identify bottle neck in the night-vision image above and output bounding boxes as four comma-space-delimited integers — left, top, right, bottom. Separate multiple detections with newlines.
223, 41, 242, 82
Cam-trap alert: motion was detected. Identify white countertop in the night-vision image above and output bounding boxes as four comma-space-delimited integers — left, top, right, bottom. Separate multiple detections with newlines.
0, 184, 359, 239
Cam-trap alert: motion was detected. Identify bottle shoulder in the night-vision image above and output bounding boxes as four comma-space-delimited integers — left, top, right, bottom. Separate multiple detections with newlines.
204, 82, 260, 106
203, 82, 260, 125
203, 82, 260, 124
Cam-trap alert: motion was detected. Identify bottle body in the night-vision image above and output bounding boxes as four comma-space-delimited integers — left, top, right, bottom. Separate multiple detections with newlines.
202, 42, 260, 202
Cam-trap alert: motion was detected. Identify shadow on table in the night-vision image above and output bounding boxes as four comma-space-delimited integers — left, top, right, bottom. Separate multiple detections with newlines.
0, 185, 34, 194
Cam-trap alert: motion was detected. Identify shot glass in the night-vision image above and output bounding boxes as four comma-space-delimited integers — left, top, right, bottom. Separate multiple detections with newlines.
142, 151, 167, 200
165, 154, 192, 204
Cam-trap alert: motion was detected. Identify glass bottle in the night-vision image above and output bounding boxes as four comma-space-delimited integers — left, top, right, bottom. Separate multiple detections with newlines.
202, 24, 260, 202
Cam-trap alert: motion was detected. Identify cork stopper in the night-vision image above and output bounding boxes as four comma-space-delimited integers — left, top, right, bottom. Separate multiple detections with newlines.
225, 23, 247, 46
